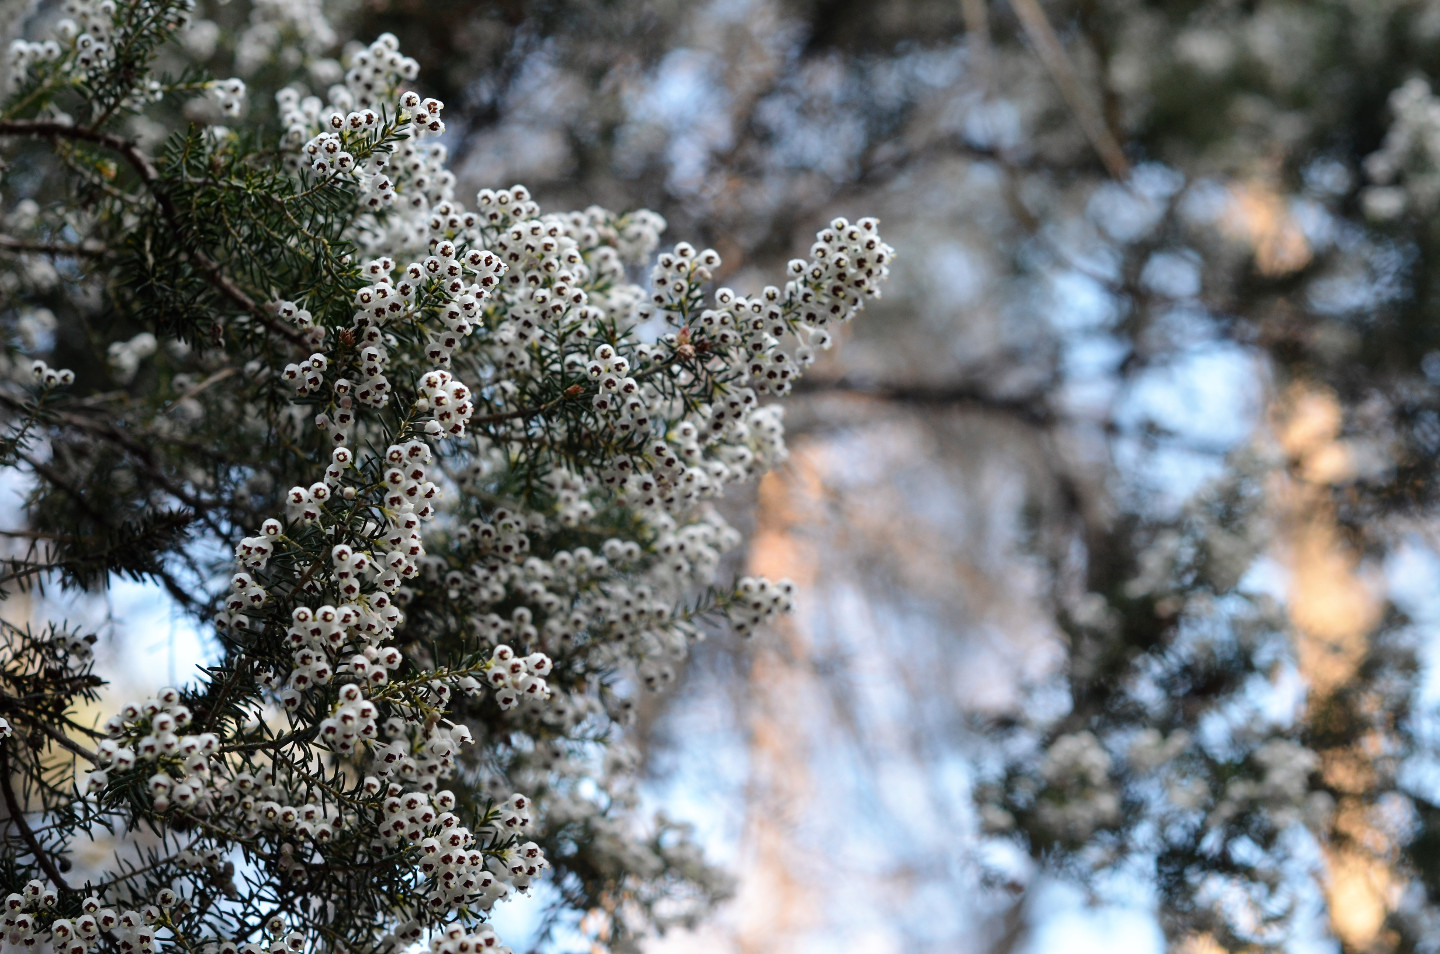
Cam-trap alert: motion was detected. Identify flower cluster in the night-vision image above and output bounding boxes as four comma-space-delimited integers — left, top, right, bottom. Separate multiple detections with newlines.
205, 78, 246, 118
416, 369, 473, 437
423, 923, 509, 954
483, 644, 553, 710
1364, 77, 1440, 220
93, 687, 217, 808
207, 769, 342, 844
1210, 738, 1327, 830
728, 576, 797, 637
107, 332, 158, 385
6, 0, 186, 102
233, 0, 336, 77
6, 887, 160, 954
404, 790, 549, 912
8, 0, 121, 81
1033, 731, 1122, 841
586, 343, 652, 432
28, 360, 73, 388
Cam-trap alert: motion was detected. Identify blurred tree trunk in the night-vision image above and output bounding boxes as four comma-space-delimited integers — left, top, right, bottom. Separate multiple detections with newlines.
1275, 384, 1398, 954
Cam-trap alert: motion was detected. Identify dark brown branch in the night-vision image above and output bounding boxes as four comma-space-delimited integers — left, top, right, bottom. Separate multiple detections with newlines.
9, 449, 204, 611
0, 120, 307, 347
3, 711, 98, 766
14, 451, 109, 525
0, 529, 74, 541
0, 235, 106, 258
0, 120, 148, 167
0, 389, 229, 547
792, 375, 1056, 427
0, 748, 74, 893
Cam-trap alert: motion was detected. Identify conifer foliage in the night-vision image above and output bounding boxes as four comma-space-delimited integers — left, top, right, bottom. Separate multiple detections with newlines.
0, 3, 893, 951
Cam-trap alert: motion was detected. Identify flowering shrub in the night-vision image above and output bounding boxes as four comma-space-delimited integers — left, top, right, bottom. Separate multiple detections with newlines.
0, 3, 892, 952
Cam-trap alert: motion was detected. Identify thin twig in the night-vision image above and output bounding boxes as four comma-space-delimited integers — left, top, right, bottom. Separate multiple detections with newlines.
91, 849, 192, 890
1007, 0, 1129, 180
218, 723, 319, 755
471, 392, 576, 427
166, 367, 239, 412
961, 0, 994, 95
5, 712, 99, 766
0, 529, 75, 541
